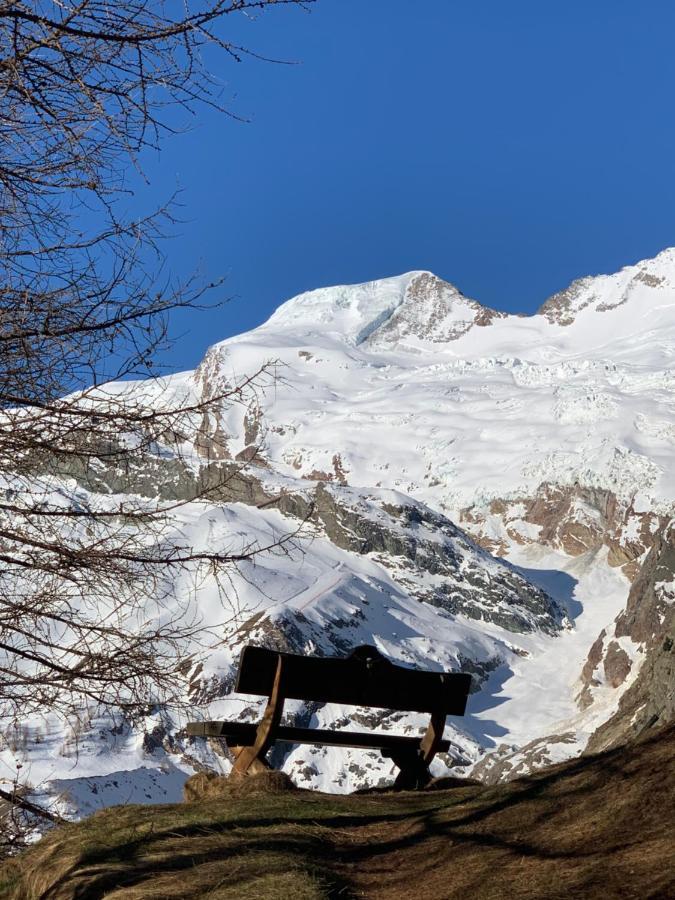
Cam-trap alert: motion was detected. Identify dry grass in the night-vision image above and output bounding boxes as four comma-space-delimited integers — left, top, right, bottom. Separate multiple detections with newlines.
1, 725, 673, 900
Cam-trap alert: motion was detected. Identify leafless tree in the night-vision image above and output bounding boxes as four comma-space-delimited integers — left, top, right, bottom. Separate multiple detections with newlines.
0, 0, 314, 762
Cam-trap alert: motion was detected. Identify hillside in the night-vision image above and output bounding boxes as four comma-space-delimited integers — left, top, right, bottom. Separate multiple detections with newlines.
1, 723, 673, 900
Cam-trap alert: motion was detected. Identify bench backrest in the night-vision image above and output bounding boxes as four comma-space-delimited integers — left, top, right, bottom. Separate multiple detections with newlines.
234, 644, 471, 715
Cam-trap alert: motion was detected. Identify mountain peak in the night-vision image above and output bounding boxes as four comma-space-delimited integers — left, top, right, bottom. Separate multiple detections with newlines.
263, 270, 503, 348
365, 271, 505, 348
264, 271, 425, 342
537, 246, 675, 325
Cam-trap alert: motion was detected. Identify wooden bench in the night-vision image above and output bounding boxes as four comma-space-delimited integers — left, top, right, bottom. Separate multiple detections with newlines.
187, 644, 472, 790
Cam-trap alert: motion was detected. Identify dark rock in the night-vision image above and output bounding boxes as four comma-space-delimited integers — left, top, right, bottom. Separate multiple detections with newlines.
602, 641, 632, 688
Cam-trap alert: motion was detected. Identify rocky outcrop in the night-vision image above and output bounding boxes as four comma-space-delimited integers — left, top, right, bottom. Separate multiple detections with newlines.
473, 519, 675, 783
537, 254, 671, 325
471, 732, 579, 785
367, 272, 506, 347
52, 450, 273, 506
583, 520, 675, 752
462, 483, 667, 580
47, 432, 564, 641
537, 277, 597, 325
277, 483, 566, 635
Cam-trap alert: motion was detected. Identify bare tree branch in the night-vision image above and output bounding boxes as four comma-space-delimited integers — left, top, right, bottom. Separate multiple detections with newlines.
0, 2, 316, 850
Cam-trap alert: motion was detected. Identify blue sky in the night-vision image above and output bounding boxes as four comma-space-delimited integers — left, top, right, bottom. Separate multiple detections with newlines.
138, 0, 675, 370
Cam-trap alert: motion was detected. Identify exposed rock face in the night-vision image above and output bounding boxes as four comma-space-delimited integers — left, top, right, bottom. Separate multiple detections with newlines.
584, 520, 675, 752
473, 519, 675, 783
276, 483, 566, 636
192, 346, 233, 461
366, 272, 505, 347
578, 630, 606, 707
471, 732, 579, 785
577, 519, 675, 709
538, 277, 597, 325
53, 451, 273, 507
50, 435, 564, 644
586, 615, 674, 754
537, 253, 672, 325
614, 520, 675, 644
185, 478, 564, 707
601, 641, 633, 689
262, 270, 505, 350
462, 483, 666, 580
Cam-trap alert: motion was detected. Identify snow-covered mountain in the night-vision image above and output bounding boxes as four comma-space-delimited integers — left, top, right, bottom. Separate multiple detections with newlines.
4, 248, 675, 820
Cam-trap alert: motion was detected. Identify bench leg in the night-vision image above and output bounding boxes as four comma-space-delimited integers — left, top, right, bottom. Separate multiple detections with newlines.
420, 711, 446, 766
228, 745, 272, 777
384, 748, 432, 791
383, 711, 447, 790
230, 655, 286, 778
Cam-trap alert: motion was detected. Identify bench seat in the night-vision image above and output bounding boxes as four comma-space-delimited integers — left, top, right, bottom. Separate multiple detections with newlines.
186, 720, 452, 753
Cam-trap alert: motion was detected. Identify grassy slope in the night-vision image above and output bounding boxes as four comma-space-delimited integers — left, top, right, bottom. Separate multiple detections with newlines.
1, 724, 673, 900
